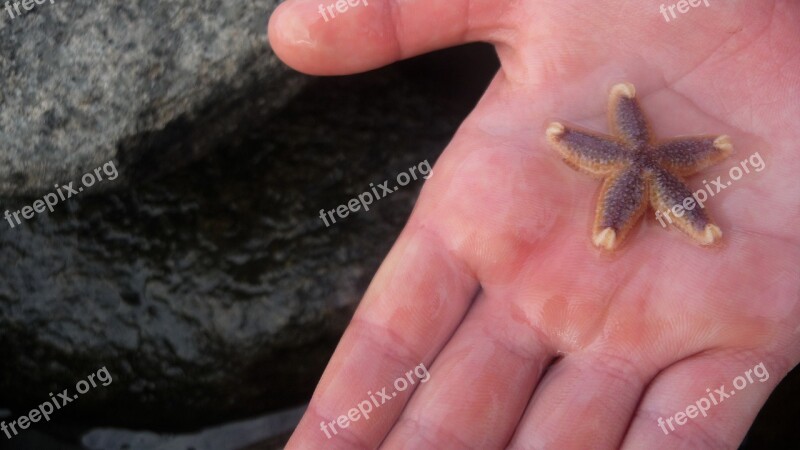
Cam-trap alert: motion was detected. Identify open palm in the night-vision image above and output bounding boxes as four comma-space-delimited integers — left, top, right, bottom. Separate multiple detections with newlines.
269, 0, 800, 448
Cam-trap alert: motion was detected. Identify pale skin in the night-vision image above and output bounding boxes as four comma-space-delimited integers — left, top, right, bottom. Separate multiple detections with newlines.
268, 0, 800, 448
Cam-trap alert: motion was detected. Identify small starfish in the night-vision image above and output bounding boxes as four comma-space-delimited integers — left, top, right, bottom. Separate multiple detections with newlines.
546, 82, 733, 250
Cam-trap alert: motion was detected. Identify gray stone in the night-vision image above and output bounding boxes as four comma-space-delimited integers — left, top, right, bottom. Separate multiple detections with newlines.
81, 405, 306, 450
0, 0, 303, 196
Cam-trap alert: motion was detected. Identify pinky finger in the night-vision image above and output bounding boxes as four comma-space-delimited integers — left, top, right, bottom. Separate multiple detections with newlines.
622, 349, 794, 449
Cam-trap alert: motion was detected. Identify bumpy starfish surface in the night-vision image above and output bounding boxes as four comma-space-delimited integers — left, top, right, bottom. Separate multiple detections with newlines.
546, 82, 732, 250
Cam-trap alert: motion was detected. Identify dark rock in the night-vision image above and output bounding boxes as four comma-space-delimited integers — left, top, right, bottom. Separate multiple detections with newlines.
0, 0, 304, 196
0, 44, 500, 432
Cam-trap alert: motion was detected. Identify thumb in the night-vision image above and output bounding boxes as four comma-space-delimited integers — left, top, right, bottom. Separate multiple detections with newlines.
268, 0, 501, 75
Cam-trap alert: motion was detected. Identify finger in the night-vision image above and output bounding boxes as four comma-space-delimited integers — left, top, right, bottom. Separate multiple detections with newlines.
380, 292, 554, 449
507, 349, 660, 450
622, 350, 790, 449
285, 222, 479, 449
268, 0, 502, 75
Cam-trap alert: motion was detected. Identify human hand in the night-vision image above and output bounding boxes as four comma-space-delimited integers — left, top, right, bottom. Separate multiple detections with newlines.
268, 0, 800, 448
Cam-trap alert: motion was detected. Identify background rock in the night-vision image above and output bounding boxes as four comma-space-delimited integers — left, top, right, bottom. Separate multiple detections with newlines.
80, 405, 306, 450
0, 43, 500, 435
0, 0, 303, 196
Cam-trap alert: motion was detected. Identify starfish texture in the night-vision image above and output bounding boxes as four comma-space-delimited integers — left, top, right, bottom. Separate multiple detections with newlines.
546, 82, 733, 250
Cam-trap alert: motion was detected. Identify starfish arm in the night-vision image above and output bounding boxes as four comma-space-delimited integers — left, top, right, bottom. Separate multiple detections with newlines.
648, 167, 722, 245
653, 135, 733, 176
592, 166, 648, 250
608, 83, 651, 147
546, 122, 628, 177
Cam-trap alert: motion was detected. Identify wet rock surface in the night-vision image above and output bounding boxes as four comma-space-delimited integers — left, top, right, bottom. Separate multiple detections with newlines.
0, 43, 500, 436
0, 0, 303, 196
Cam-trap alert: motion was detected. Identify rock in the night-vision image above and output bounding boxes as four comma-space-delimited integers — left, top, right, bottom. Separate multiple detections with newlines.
0, 43, 500, 431
81, 405, 306, 450
0, 0, 304, 196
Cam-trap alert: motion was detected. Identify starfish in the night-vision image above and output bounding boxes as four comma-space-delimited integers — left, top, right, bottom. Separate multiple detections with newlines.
546, 82, 733, 251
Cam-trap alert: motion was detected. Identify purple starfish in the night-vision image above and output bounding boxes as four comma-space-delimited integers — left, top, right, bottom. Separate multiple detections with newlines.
546, 82, 733, 250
